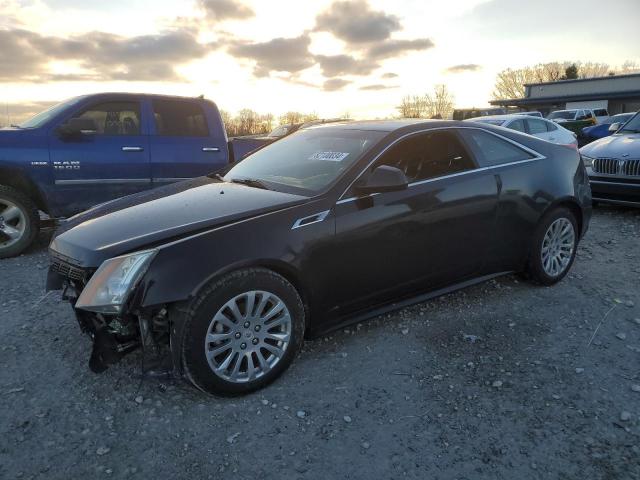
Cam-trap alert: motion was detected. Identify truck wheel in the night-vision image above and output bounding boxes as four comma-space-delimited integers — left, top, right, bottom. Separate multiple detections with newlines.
0, 185, 40, 259
175, 268, 305, 396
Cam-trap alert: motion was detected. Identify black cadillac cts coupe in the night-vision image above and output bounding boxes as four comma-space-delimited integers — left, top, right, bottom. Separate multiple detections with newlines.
47, 120, 592, 395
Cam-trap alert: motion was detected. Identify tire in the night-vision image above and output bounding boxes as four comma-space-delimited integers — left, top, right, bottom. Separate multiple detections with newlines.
0, 185, 40, 259
526, 207, 578, 286
175, 268, 305, 396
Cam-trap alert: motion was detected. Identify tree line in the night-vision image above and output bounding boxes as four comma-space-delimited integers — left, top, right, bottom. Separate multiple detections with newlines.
492, 60, 640, 100
220, 109, 319, 137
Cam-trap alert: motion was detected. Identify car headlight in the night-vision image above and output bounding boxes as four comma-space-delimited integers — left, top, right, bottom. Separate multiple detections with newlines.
76, 249, 157, 314
581, 155, 594, 168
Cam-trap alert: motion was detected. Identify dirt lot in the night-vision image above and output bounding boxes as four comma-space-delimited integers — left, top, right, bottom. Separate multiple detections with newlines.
0, 206, 639, 480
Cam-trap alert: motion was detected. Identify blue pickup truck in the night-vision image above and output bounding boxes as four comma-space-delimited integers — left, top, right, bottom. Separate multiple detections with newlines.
0, 93, 255, 258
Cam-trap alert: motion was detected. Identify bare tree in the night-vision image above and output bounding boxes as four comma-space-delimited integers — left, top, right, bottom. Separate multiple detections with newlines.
426, 84, 454, 119
492, 61, 636, 100
396, 85, 455, 119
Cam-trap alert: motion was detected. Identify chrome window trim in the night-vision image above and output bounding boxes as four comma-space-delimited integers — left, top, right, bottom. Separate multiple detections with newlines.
291, 210, 331, 230
337, 126, 546, 203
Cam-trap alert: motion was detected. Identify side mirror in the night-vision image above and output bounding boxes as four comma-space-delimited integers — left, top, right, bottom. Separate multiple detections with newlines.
608, 122, 621, 132
56, 118, 98, 138
355, 165, 408, 194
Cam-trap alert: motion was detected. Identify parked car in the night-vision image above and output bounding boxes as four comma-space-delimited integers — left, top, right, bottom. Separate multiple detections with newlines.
581, 112, 636, 144
592, 108, 610, 124
580, 112, 640, 207
467, 115, 577, 146
548, 109, 597, 137
513, 111, 543, 118
46, 120, 592, 395
0, 93, 254, 259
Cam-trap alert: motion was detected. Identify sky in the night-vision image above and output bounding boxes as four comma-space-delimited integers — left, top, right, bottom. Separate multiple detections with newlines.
1, 0, 640, 122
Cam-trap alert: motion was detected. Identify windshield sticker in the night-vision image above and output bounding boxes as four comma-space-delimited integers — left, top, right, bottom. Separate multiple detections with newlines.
309, 151, 350, 162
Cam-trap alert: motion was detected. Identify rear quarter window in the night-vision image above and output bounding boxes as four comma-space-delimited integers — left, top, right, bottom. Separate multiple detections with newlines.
153, 99, 209, 137
461, 129, 536, 167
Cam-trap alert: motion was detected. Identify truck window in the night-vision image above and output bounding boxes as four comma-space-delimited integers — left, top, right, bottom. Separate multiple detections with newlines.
72, 102, 141, 135
153, 100, 209, 137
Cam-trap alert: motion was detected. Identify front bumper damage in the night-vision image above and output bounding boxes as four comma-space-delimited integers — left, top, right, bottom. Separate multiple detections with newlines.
47, 260, 172, 374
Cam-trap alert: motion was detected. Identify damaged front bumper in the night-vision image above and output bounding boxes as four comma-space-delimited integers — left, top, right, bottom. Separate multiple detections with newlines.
47, 257, 171, 374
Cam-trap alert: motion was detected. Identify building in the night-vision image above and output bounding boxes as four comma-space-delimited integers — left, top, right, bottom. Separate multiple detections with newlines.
490, 73, 640, 116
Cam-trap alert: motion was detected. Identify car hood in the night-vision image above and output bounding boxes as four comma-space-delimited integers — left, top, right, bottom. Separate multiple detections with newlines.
580, 133, 640, 158
50, 177, 308, 267
0, 128, 32, 145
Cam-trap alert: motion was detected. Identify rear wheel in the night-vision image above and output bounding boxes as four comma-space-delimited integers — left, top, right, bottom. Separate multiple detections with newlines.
0, 186, 39, 259
526, 207, 577, 285
176, 268, 305, 396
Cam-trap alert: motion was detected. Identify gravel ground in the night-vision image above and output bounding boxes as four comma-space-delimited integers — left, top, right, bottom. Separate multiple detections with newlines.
1, 206, 639, 480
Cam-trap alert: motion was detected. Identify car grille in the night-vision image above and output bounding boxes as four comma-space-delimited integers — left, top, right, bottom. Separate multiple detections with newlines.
50, 258, 88, 282
622, 159, 640, 176
593, 157, 640, 176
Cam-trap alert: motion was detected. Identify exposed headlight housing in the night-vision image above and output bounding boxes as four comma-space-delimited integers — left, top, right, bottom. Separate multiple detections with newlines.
76, 249, 157, 314
581, 155, 594, 168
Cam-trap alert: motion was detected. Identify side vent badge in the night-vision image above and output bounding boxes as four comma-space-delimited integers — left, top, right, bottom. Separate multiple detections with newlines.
292, 210, 330, 230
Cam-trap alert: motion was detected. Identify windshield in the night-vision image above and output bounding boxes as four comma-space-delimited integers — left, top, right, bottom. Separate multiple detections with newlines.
224, 127, 386, 195
618, 112, 640, 133
18, 97, 83, 128
548, 111, 576, 120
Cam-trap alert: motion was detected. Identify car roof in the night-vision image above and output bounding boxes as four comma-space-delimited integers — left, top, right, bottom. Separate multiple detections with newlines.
304, 119, 467, 133
466, 114, 547, 122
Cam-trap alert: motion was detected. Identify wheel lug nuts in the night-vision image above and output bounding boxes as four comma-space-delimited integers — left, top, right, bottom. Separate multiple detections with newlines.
240, 343, 247, 350
252, 338, 259, 345
254, 325, 261, 332
235, 332, 241, 339
244, 321, 250, 328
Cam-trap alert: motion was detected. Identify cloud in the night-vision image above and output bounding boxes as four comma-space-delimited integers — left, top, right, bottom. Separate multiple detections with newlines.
367, 39, 434, 60
445, 63, 482, 73
1, 101, 57, 124
228, 34, 314, 76
315, 0, 401, 44
0, 27, 212, 82
359, 84, 398, 91
198, 0, 254, 21
315, 54, 378, 77
323, 78, 350, 91
381, 72, 398, 79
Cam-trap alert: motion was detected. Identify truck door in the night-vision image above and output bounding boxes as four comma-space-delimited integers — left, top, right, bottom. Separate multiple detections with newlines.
48, 99, 151, 217
148, 98, 228, 185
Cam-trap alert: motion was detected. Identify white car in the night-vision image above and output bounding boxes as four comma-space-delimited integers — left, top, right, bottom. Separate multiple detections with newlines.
467, 115, 578, 146
547, 109, 595, 124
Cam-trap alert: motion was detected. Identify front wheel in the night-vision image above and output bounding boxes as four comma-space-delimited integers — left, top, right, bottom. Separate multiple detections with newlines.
176, 268, 305, 396
0, 186, 40, 259
526, 207, 578, 285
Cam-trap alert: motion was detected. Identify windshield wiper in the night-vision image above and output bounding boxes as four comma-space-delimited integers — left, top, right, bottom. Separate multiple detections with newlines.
229, 178, 270, 190
10, 124, 23, 129
620, 129, 640, 134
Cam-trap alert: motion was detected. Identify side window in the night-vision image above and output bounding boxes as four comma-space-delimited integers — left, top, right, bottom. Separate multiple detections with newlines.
508, 119, 526, 132
377, 130, 475, 182
527, 119, 548, 135
460, 130, 535, 167
546, 121, 558, 132
72, 102, 141, 135
153, 100, 209, 137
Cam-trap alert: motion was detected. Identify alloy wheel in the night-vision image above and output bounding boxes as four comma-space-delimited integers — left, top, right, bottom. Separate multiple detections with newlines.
204, 290, 292, 383
541, 217, 575, 277
0, 199, 27, 249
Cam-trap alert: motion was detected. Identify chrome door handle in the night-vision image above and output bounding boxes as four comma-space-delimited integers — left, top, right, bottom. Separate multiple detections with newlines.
122, 146, 144, 152
202, 147, 220, 152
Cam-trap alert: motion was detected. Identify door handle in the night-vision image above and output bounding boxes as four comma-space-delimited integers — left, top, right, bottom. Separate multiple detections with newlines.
202, 147, 220, 152
122, 146, 144, 152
